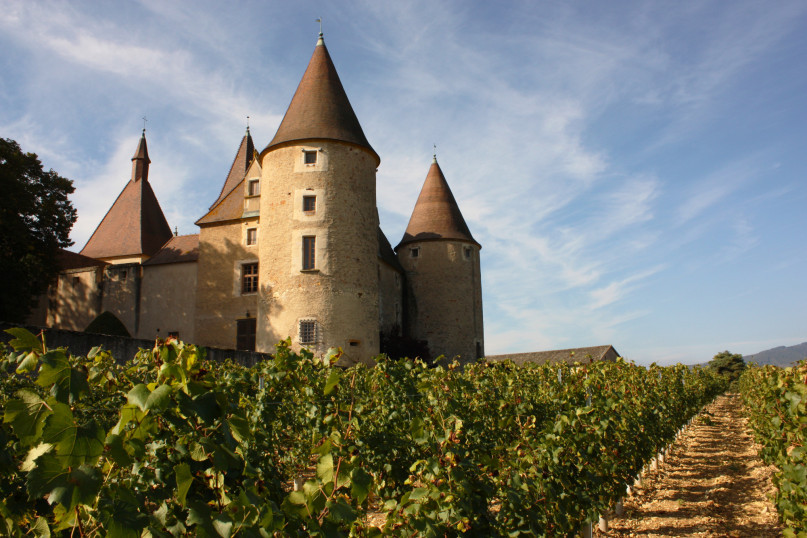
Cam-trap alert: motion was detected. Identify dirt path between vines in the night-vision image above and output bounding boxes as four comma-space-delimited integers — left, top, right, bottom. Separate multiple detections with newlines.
600, 393, 782, 537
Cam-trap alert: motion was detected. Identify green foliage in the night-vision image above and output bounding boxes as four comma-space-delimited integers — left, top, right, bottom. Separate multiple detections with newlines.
84, 311, 131, 338
740, 362, 807, 534
0, 327, 726, 536
708, 350, 746, 387
0, 138, 77, 323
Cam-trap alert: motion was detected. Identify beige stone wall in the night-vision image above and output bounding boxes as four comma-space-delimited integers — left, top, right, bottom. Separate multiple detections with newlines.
100, 264, 140, 336
378, 261, 403, 338
399, 241, 484, 364
257, 141, 380, 365
47, 267, 103, 331
138, 262, 198, 342
194, 219, 259, 349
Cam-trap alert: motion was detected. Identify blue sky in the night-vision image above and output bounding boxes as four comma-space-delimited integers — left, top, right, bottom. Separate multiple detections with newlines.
2, 1, 805, 365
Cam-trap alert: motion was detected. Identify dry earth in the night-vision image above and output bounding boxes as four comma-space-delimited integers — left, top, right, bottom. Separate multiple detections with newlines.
600, 393, 782, 537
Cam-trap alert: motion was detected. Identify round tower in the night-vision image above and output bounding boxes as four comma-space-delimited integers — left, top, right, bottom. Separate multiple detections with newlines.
257, 34, 380, 365
396, 157, 484, 364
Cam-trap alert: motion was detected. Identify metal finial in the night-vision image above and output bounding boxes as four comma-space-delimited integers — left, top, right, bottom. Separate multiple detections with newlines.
246, 115, 250, 133
316, 17, 323, 37
433, 144, 437, 162
174, 226, 178, 237
142, 116, 147, 134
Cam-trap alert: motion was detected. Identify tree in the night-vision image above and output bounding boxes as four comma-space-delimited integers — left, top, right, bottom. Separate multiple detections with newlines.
0, 138, 77, 323
708, 350, 746, 387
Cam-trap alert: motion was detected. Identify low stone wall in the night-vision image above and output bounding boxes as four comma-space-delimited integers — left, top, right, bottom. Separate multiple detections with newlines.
0, 322, 269, 367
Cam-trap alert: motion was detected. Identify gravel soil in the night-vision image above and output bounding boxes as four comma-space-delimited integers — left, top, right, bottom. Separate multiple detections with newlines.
600, 393, 782, 537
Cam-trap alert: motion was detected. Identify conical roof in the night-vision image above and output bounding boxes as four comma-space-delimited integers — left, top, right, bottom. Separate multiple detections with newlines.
80, 132, 173, 260
264, 34, 378, 163
396, 159, 479, 250
209, 128, 254, 209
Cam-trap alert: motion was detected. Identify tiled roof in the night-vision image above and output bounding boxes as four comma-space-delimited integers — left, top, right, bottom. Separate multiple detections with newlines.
396, 159, 478, 250
486, 345, 620, 366
378, 227, 403, 272
143, 234, 199, 265
264, 35, 378, 163
57, 249, 107, 270
209, 130, 254, 209
80, 133, 172, 259
196, 179, 245, 225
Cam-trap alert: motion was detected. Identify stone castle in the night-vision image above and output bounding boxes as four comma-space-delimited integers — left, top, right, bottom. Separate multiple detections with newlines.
35, 34, 484, 366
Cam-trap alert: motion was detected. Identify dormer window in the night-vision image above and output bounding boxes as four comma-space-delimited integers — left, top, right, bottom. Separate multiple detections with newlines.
247, 179, 260, 196
304, 150, 317, 165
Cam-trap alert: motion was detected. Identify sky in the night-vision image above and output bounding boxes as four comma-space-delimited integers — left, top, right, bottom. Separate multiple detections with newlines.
1, 1, 805, 365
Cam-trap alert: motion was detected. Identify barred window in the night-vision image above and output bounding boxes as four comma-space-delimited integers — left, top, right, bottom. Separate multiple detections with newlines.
299, 320, 316, 344
241, 263, 258, 294
302, 236, 316, 270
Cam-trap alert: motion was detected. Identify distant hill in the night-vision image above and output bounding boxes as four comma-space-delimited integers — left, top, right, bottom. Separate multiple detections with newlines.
744, 342, 807, 367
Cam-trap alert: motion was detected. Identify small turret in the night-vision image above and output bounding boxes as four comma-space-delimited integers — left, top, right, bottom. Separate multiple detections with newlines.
396, 157, 484, 363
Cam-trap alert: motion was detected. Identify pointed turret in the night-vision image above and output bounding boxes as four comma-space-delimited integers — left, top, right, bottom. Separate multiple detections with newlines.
264, 34, 378, 163
395, 157, 483, 364
131, 129, 150, 182
396, 158, 479, 250
210, 127, 255, 209
80, 131, 172, 262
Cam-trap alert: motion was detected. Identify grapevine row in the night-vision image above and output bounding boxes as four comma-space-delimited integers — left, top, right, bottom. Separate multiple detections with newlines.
739, 362, 807, 536
1, 328, 725, 536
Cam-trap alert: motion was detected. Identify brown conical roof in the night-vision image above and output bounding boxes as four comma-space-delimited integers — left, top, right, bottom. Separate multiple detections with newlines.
209, 128, 254, 209
396, 159, 479, 250
80, 132, 173, 260
264, 35, 378, 163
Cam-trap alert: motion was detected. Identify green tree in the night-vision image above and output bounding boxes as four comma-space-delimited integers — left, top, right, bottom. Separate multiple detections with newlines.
708, 350, 746, 387
0, 138, 77, 322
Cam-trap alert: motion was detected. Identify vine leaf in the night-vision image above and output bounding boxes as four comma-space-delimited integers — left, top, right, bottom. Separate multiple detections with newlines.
175, 463, 193, 507
27, 454, 101, 512
42, 402, 104, 466
36, 350, 89, 404
5, 327, 42, 353
3, 389, 53, 446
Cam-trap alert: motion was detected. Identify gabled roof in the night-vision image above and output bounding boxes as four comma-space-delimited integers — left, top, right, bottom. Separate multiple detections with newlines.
486, 345, 620, 366
396, 158, 478, 250
209, 129, 254, 209
80, 132, 172, 260
196, 178, 246, 225
143, 234, 199, 265
264, 34, 378, 163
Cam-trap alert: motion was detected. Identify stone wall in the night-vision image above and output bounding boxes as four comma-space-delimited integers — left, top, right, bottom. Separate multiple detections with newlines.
0, 322, 268, 367
138, 261, 198, 342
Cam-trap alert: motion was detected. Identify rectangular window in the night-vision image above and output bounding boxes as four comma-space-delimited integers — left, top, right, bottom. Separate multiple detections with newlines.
246, 228, 257, 245
237, 318, 257, 351
304, 150, 317, 165
241, 262, 258, 294
303, 195, 316, 213
247, 179, 260, 196
302, 236, 316, 270
299, 320, 316, 344
410, 247, 420, 258
464, 246, 472, 260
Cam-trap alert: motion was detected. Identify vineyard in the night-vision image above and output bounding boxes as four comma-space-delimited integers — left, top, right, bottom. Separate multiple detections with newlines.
740, 361, 807, 536
1, 328, 727, 536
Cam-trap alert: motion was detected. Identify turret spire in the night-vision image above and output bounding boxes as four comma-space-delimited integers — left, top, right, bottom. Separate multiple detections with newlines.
131, 129, 150, 182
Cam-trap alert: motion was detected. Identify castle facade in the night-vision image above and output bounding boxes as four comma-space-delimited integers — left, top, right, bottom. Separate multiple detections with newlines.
35, 34, 484, 366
